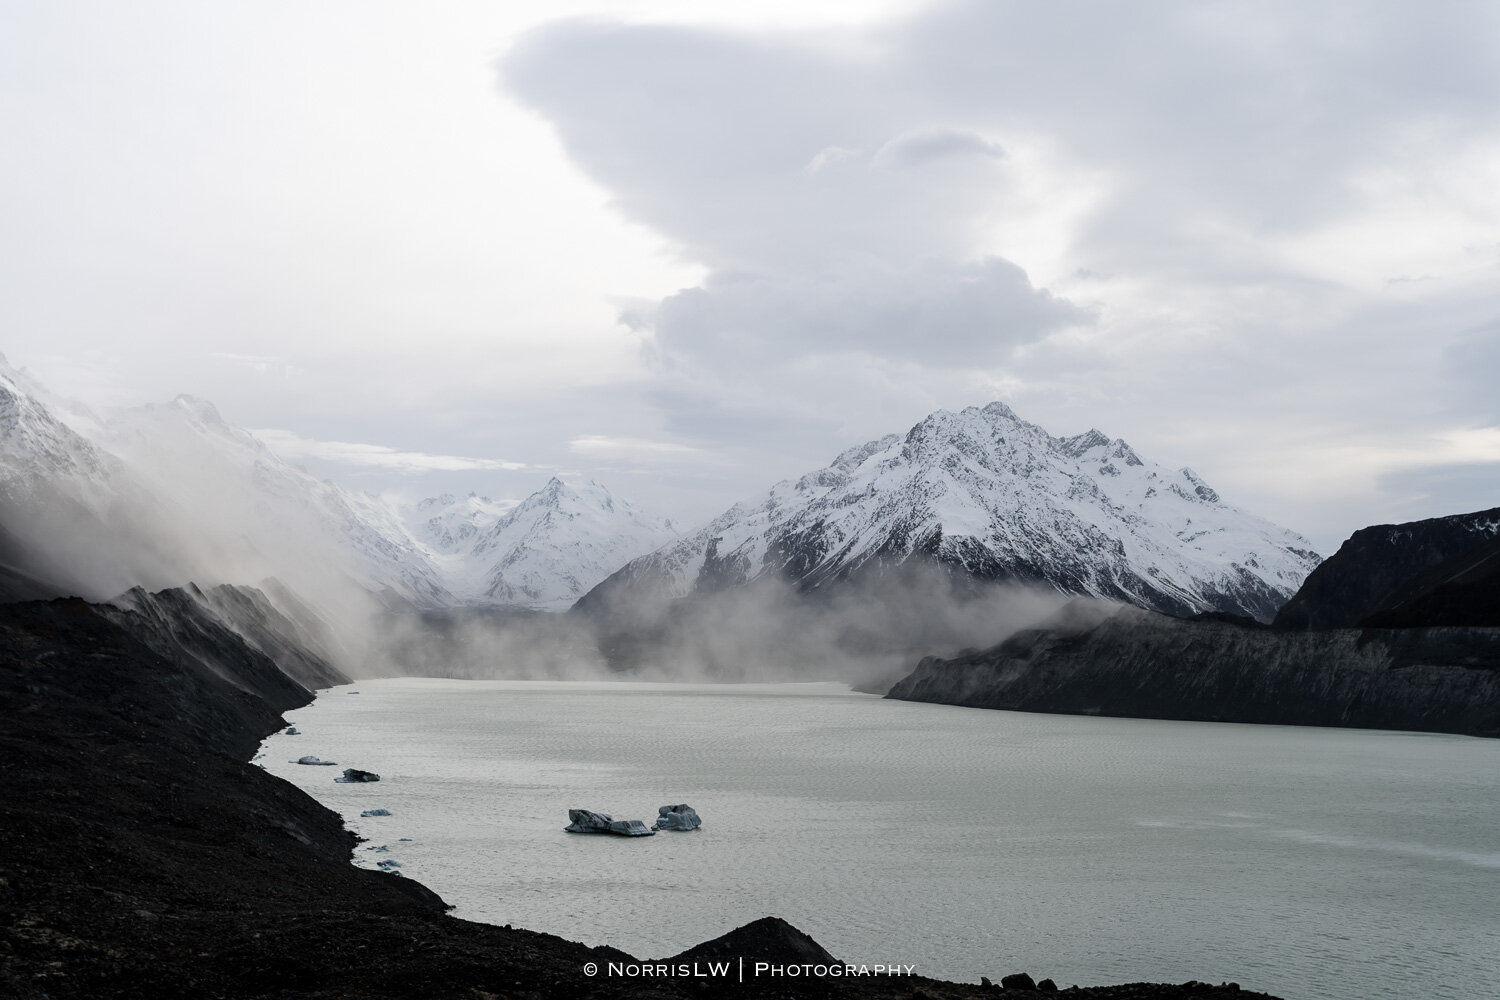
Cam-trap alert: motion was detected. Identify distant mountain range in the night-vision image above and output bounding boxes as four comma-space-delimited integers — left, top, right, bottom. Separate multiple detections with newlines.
583, 402, 1321, 622
3, 357, 1322, 631
402, 482, 675, 609
0, 356, 673, 612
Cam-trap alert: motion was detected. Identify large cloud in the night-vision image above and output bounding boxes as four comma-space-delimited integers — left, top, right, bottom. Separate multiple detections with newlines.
502, 1, 1500, 547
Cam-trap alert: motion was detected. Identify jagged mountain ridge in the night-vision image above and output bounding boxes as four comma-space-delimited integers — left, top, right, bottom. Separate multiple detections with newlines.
401, 480, 677, 609
584, 401, 1321, 621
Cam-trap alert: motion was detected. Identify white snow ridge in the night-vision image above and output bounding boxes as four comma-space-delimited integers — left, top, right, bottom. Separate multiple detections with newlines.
585, 402, 1321, 622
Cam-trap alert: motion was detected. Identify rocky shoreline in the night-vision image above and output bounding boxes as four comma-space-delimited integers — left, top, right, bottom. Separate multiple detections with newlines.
0, 589, 1282, 999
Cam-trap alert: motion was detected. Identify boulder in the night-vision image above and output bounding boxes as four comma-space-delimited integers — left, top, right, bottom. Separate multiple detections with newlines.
334, 768, 380, 783
654, 803, 702, 831
291, 755, 336, 765
1001, 973, 1036, 990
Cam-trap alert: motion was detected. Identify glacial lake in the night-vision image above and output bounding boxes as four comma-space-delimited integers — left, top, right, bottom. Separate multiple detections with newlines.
259, 679, 1500, 1000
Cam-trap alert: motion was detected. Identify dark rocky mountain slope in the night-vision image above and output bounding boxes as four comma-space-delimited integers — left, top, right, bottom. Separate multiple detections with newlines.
1273, 507, 1500, 629
888, 507, 1500, 737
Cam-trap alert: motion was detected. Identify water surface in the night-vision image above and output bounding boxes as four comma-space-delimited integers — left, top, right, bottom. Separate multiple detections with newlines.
259, 679, 1500, 1000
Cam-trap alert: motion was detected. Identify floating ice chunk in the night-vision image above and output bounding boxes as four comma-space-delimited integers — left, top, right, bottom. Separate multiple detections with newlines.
334, 768, 380, 783
292, 755, 336, 765
654, 804, 702, 831
606, 819, 655, 837
564, 809, 655, 836
361, 808, 392, 817
563, 808, 613, 833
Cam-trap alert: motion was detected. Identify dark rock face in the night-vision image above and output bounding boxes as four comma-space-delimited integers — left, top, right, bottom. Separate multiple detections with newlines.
888, 603, 1500, 737
1274, 507, 1500, 630
1356, 531, 1500, 629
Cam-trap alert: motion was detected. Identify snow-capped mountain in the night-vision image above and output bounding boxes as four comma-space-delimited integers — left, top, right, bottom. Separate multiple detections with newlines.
583, 401, 1322, 622
1, 356, 675, 612
402, 479, 677, 609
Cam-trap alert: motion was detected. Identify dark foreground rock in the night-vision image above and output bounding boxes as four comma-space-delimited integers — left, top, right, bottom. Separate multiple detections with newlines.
0, 589, 1281, 999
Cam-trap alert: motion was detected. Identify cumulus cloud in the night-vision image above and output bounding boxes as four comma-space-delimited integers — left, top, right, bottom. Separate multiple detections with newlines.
253, 429, 531, 474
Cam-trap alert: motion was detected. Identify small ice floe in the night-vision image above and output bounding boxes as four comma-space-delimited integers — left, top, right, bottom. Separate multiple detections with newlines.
376, 859, 403, 869
292, 755, 337, 766
361, 808, 392, 817
398, 837, 413, 842
654, 804, 702, 832
366, 845, 389, 853
334, 768, 380, 783
284, 727, 300, 735
563, 809, 655, 836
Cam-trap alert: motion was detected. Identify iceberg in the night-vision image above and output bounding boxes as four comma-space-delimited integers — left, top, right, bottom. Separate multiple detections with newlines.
654, 803, 702, 831
564, 809, 656, 836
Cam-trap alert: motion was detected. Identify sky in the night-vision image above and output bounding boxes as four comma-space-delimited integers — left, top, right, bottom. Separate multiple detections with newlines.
3, 0, 1498, 555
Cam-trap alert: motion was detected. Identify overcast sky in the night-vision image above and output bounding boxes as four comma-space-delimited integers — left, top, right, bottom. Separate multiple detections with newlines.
4, 0, 1498, 554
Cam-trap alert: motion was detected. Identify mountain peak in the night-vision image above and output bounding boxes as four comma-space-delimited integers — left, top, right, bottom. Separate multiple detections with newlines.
169, 395, 224, 424
587, 397, 1321, 622
980, 400, 1018, 421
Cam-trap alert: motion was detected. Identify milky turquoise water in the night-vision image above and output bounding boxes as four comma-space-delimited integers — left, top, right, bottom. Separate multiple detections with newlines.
258, 679, 1500, 1000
